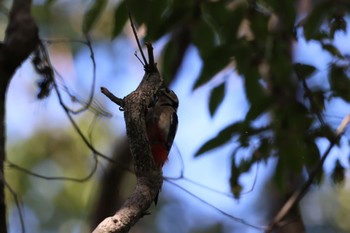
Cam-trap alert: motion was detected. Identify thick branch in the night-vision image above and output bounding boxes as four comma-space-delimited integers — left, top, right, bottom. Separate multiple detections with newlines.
95, 44, 163, 233
0, 1, 38, 233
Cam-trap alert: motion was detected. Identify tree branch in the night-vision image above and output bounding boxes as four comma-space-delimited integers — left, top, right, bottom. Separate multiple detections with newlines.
95, 43, 163, 233
266, 114, 350, 233
0, 0, 38, 232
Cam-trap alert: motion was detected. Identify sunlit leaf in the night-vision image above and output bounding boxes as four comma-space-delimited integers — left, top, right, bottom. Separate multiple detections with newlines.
111, 1, 128, 39
293, 63, 316, 79
194, 121, 246, 157
82, 0, 108, 33
209, 82, 225, 117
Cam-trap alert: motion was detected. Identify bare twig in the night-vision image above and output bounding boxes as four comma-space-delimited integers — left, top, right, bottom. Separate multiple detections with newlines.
6, 154, 98, 182
127, 10, 148, 67
0, 170, 25, 233
100, 87, 124, 108
266, 114, 350, 232
166, 179, 266, 231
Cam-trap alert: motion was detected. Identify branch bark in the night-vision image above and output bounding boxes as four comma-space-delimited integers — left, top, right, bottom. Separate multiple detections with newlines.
0, 0, 38, 232
266, 114, 350, 232
94, 43, 163, 233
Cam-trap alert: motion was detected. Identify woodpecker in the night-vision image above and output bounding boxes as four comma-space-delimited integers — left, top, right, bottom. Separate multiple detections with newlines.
145, 87, 178, 204
146, 87, 179, 168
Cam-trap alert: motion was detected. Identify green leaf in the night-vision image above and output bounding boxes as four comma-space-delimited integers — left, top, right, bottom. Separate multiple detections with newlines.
303, 139, 322, 184
245, 97, 271, 121
303, 1, 334, 41
111, 1, 128, 39
194, 121, 246, 157
193, 46, 232, 89
293, 63, 317, 79
322, 43, 343, 59
329, 65, 350, 102
244, 69, 265, 106
309, 89, 325, 113
201, 1, 245, 42
161, 29, 190, 84
82, 0, 108, 33
209, 82, 225, 117
192, 20, 217, 58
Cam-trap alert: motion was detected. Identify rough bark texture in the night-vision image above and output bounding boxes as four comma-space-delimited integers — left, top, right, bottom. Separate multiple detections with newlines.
93, 46, 163, 233
0, 0, 38, 232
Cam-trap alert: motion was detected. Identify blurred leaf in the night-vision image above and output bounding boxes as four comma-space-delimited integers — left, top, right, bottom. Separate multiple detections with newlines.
322, 43, 343, 59
45, 0, 56, 6
111, 1, 128, 39
303, 139, 322, 184
252, 138, 272, 162
194, 121, 246, 157
329, 65, 350, 102
309, 89, 325, 113
161, 27, 190, 84
269, 1, 296, 31
303, 1, 333, 41
142, 0, 169, 41
209, 82, 225, 117
294, 63, 316, 79
329, 12, 346, 38
82, 0, 108, 33
193, 46, 232, 89
245, 97, 271, 121
192, 20, 217, 58
231, 182, 242, 199
244, 69, 265, 105
229, 159, 242, 199
202, 1, 245, 42
331, 159, 345, 184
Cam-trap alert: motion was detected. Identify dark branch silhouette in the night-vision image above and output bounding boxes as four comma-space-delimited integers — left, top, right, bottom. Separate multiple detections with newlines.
0, 0, 39, 232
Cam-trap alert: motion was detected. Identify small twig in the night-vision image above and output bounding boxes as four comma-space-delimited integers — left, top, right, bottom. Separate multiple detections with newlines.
166, 179, 266, 231
6, 154, 98, 182
100, 87, 124, 108
266, 114, 350, 232
0, 171, 25, 233
127, 9, 148, 67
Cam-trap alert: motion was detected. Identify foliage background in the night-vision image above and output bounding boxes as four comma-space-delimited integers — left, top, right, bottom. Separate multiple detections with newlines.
2, 0, 350, 232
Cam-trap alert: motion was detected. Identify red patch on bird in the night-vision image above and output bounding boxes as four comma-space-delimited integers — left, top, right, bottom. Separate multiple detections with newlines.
151, 144, 168, 167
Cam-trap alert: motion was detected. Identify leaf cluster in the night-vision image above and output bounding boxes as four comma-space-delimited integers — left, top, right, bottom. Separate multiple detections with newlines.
82, 0, 350, 197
